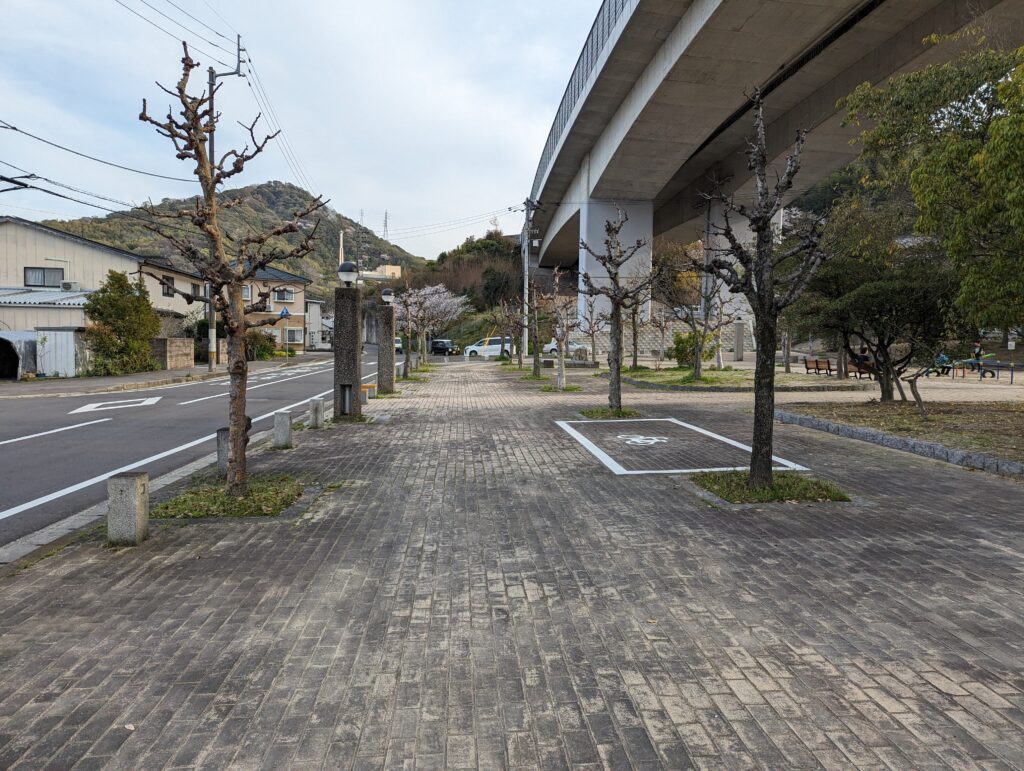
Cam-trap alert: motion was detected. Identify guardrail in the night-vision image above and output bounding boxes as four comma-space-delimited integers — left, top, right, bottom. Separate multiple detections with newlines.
529, 0, 632, 202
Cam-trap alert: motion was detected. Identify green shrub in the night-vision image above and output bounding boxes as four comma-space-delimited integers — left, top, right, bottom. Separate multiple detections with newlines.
670, 332, 717, 368
83, 271, 161, 375
246, 330, 277, 361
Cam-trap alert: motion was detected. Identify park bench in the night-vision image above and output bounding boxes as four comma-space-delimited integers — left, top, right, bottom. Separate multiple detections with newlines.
803, 357, 834, 376
847, 363, 873, 379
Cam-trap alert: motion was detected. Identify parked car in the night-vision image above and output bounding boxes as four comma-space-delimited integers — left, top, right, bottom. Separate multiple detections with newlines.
394, 337, 403, 354
430, 339, 460, 356
543, 338, 588, 356
464, 336, 515, 357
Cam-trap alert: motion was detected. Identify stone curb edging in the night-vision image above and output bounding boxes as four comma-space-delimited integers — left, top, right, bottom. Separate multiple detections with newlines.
606, 373, 872, 393
775, 409, 1024, 480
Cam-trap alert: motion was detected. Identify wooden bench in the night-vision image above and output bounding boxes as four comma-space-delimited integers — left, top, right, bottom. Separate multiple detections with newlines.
847, 363, 873, 379
803, 357, 834, 376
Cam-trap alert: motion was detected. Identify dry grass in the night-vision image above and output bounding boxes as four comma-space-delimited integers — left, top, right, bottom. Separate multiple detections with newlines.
624, 366, 848, 388
789, 401, 1024, 463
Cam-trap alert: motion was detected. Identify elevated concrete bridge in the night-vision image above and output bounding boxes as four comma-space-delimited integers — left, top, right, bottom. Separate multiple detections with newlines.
529, 0, 1024, 291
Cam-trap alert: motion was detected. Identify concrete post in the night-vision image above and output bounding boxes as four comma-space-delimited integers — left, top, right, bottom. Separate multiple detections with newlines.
333, 286, 363, 418
733, 319, 745, 362
377, 304, 396, 394
308, 398, 325, 429
216, 427, 229, 477
273, 410, 292, 449
107, 472, 149, 546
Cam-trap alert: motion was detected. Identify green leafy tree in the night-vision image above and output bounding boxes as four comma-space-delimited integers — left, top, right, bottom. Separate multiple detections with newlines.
843, 36, 1024, 331
83, 270, 162, 375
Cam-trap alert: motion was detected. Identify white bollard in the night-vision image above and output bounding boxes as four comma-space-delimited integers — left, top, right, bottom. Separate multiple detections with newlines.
107, 472, 149, 546
273, 410, 292, 449
308, 398, 325, 429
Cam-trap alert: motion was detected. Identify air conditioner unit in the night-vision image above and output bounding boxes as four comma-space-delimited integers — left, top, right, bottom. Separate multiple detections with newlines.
60, 281, 81, 292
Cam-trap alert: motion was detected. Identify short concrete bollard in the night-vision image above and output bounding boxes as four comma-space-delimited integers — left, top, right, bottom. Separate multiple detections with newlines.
273, 410, 292, 449
308, 398, 325, 429
107, 472, 149, 546
360, 389, 369, 405
365, 384, 377, 399
217, 427, 229, 476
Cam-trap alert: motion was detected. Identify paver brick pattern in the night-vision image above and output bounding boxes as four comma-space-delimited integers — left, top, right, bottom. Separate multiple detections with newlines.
0, 363, 1023, 769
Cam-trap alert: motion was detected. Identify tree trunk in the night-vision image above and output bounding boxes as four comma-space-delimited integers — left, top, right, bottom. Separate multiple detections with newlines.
590, 332, 598, 368
782, 331, 791, 373
225, 286, 249, 497
517, 332, 523, 369
557, 341, 566, 390
837, 346, 847, 380
693, 329, 704, 380
608, 303, 623, 410
748, 313, 778, 490
402, 333, 411, 378
715, 330, 724, 370
531, 296, 541, 378
907, 375, 928, 419
877, 369, 895, 401
630, 309, 639, 370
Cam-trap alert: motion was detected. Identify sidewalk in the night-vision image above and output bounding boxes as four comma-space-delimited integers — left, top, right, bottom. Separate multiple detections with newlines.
0, 353, 332, 399
0, 363, 1022, 768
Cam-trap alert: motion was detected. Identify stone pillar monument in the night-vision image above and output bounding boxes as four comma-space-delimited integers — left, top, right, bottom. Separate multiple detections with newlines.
377, 302, 396, 395
334, 262, 362, 418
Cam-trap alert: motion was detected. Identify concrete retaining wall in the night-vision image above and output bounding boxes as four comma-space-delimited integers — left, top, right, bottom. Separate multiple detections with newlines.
150, 338, 194, 370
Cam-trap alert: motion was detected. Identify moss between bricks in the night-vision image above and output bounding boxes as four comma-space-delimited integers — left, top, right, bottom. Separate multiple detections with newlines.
151, 474, 303, 519
541, 385, 581, 392
691, 471, 849, 504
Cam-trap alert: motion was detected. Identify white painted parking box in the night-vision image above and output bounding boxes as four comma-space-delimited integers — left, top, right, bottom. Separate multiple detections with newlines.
556, 418, 808, 476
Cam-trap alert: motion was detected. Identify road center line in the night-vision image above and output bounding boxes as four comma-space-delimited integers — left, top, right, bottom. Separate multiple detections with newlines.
0, 419, 113, 447
0, 370, 379, 522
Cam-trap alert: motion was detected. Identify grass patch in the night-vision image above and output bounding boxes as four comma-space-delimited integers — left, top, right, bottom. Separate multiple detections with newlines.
788, 401, 1024, 463
692, 471, 849, 503
579, 407, 642, 419
399, 375, 428, 382
152, 474, 304, 519
520, 373, 550, 381
621, 366, 840, 388
541, 384, 582, 392
376, 390, 403, 398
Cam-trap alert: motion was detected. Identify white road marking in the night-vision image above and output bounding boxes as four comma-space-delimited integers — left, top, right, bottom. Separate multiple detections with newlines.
69, 397, 162, 414
0, 419, 112, 447
178, 367, 332, 405
556, 417, 808, 476
0, 369, 379, 522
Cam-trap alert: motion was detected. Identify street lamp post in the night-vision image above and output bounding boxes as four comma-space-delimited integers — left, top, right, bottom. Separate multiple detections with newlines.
333, 261, 362, 418
377, 288, 396, 395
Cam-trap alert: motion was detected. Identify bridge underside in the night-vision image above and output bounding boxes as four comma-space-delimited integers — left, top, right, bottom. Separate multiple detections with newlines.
536, 0, 1024, 270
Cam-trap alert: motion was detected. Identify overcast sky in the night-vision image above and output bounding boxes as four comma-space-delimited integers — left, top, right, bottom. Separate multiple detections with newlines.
0, 0, 599, 258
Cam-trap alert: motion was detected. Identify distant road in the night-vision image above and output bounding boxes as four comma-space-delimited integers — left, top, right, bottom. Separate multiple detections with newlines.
0, 348, 379, 547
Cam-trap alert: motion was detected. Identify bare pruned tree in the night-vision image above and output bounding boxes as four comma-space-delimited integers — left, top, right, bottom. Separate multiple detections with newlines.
577, 293, 608, 366
623, 273, 652, 371
536, 268, 578, 390
580, 210, 657, 411
658, 241, 736, 379
490, 297, 527, 368
139, 43, 325, 496
699, 90, 826, 489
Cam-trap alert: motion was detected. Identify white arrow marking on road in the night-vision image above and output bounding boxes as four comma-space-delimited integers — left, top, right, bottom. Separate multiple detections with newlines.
178, 366, 333, 406
69, 397, 162, 414
0, 370, 384, 522
0, 418, 113, 447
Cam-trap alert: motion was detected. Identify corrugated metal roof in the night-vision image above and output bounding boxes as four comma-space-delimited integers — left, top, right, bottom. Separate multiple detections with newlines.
0, 287, 92, 307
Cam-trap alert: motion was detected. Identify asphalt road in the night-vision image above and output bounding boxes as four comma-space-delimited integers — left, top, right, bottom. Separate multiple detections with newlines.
0, 347, 380, 547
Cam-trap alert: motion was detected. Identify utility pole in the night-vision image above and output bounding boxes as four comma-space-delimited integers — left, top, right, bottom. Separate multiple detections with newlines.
205, 34, 243, 372
521, 198, 536, 359
382, 210, 389, 240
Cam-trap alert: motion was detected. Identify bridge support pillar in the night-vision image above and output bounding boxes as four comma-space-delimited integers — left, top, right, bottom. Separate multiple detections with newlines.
577, 199, 652, 320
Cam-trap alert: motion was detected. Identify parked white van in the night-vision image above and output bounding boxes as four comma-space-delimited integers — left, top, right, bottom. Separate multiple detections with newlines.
464, 336, 515, 358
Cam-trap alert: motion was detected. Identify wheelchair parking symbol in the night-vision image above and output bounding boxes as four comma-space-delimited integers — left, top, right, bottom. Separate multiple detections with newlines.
617, 434, 668, 446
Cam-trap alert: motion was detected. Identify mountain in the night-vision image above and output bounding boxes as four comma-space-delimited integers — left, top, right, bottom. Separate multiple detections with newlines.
41, 181, 425, 299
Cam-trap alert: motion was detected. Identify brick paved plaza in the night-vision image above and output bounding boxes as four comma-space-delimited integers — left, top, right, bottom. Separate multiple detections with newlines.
1, 363, 1023, 769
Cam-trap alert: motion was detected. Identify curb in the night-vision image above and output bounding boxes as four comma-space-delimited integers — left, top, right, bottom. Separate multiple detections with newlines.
607, 373, 872, 393
774, 409, 1024, 480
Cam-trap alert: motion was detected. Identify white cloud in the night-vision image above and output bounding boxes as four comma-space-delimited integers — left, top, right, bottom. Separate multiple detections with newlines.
0, 0, 598, 257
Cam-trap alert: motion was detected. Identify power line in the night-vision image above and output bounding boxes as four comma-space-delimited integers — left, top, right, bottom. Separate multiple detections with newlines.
0, 159, 139, 208
112, 0, 231, 68
159, 0, 232, 41
201, 0, 238, 35
133, 0, 235, 56
241, 75, 310, 192
0, 119, 196, 183
387, 206, 522, 235
389, 210, 523, 242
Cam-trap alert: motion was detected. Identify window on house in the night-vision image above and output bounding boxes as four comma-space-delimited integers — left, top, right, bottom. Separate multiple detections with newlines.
191, 283, 201, 298
241, 285, 251, 301
273, 288, 294, 302
162, 275, 175, 297
24, 267, 64, 288
285, 328, 303, 344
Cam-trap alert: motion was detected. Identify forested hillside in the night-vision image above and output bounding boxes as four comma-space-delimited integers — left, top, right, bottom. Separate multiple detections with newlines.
42, 181, 424, 299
